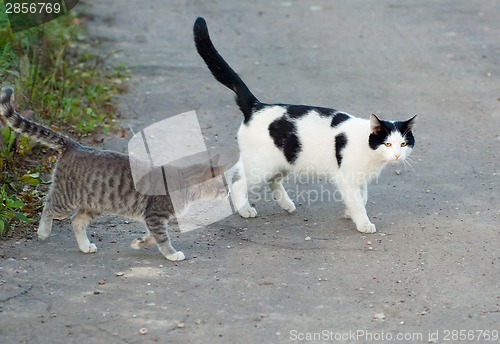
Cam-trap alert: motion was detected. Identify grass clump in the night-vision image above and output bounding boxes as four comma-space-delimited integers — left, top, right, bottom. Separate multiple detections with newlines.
0, 2, 128, 236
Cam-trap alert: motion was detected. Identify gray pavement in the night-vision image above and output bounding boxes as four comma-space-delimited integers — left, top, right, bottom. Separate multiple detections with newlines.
1, 1, 499, 343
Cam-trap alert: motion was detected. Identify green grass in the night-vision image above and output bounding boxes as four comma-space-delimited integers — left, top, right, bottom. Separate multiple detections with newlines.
0, 1, 128, 236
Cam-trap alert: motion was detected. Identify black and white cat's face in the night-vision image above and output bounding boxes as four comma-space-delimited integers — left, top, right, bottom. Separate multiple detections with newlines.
369, 114, 416, 163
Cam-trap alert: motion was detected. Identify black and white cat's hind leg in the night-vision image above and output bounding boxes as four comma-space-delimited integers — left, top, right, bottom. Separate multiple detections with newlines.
269, 173, 296, 213
230, 165, 297, 218
229, 177, 257, 218
227, 160, 258, 218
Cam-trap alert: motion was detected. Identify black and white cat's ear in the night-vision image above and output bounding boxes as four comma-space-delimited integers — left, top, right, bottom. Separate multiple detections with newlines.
370, 114, 383, 133
405, 115, 417, 131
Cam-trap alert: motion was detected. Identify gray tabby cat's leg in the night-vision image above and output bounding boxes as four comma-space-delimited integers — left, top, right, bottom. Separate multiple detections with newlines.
71, 210, 99, 253
269, 174, 296, 213
145, 217, 185, 261
38, 204, 54, 240
38, 195, 71, 240
339, 182, 376, 234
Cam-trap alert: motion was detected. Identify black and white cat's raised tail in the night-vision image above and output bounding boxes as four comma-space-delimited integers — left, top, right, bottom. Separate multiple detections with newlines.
193, 17, 262, 123
194, 17, 416, 234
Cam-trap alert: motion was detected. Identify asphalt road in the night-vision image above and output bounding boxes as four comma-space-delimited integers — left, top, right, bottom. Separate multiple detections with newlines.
1, 1, 499, 343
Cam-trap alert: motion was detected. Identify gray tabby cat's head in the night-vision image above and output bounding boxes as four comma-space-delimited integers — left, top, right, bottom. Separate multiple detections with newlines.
134, 154, 228, 200
369, 114, 416, 163
179, 154, 229, 201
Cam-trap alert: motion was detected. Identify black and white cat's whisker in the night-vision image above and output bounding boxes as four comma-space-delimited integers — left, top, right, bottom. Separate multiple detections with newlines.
402, 157, 416, 172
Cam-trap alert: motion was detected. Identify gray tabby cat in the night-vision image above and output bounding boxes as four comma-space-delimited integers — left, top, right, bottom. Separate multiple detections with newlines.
0, 86, 227, 261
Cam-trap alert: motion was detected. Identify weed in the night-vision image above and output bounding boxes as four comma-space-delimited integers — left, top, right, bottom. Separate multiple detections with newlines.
0, 1, 127, 236
0, 184, 30, 235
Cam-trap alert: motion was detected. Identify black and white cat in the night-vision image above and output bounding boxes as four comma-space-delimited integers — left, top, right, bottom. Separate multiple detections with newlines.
193, 17, 416, 234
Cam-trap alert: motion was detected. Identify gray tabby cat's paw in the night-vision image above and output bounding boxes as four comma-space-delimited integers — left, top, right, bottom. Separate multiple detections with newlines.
131, 236, 155, 249
166, 251, 185, 261
130, 239, 141, 250
357, 223, 377, 234
238, 207, 258, 218
37, 229, 50, 240
37, 222, 52, 240
81, 243, 98, 253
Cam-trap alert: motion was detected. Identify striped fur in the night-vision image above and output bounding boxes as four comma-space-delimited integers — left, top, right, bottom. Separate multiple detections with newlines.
0, 87, 75, 151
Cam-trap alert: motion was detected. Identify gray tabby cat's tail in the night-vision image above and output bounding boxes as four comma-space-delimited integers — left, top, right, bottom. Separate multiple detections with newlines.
0, 86, 76, 151
193, 17, 261, 123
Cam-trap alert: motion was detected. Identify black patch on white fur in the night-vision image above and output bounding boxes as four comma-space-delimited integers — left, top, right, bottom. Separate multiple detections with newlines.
268, 117, 301, 164
369, 119, 393, 150
335, 133, 348, 167
395, 120, 415, 148
286, 105, 335, 119
330, 112, 351, 127
244, 102, 266, 125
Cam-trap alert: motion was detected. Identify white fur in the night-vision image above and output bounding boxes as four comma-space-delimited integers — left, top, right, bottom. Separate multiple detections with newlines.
71, 213, 98, 253
166, 251, 185, 261
230, 108, 413, 234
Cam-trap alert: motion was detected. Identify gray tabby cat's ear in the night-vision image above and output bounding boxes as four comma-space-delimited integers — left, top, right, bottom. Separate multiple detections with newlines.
211, 164, 226, 176
370, 114, 383, 133
209, 153, 221, 165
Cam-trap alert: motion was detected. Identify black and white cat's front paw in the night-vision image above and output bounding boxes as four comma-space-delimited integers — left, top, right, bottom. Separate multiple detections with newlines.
278, 198, 296, 213
356, 222, 377, 234
238, 205, 258, 218
344, 209, 352, 219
